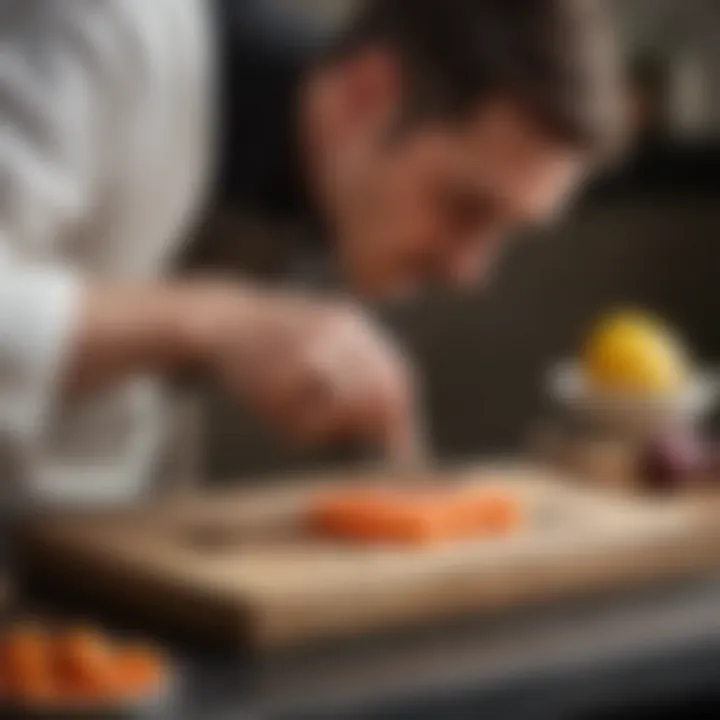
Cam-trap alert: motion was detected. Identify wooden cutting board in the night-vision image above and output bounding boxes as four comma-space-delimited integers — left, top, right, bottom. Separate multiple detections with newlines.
14, 464, 720, 650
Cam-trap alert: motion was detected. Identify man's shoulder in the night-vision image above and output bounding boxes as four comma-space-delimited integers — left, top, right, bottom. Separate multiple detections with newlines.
2, 0, 211, 97
4, 0, 208, 60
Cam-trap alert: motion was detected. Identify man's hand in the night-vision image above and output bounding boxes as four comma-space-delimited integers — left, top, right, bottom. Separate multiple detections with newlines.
186, 284, 421, 463
69, 281, 422, 464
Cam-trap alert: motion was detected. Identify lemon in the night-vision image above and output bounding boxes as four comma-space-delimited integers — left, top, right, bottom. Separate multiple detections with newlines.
582, 311, 689, 395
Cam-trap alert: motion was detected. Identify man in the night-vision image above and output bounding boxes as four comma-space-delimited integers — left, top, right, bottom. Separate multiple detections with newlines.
0, 0, 622, 503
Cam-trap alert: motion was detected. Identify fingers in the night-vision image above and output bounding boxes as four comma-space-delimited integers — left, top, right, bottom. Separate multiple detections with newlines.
308, 312, 415, 452
217, 293, 423, 453
374, 359, 428, 469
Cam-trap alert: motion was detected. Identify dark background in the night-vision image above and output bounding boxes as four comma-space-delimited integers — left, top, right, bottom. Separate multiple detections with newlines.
184, 0, 720, 482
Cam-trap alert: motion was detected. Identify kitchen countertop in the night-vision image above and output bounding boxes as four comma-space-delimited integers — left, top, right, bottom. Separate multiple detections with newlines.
164, 574, 720, 719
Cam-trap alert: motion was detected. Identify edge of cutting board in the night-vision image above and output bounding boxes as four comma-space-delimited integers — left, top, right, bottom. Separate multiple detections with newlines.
14, 464, 720, 650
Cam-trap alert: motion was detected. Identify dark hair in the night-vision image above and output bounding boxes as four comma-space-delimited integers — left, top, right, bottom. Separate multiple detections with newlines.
328, 0, 624, 160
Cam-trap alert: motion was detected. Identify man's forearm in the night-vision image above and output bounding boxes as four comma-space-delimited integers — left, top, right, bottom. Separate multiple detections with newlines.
58, 280, 421, 463
63, 281, 252, 396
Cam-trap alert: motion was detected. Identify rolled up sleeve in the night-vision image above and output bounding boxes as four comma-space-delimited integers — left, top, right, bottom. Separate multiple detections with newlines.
0, 261, 81, 440
0, 0, 119, 444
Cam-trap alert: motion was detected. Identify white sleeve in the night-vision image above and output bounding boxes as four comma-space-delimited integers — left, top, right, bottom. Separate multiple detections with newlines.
0, 259, 81, 440
0, 0, 123, 442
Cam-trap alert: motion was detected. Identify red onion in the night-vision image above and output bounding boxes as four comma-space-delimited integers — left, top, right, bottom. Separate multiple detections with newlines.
639, 431, 708, 492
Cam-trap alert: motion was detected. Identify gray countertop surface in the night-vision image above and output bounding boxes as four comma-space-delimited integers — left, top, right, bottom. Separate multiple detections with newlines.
167, 573, 720, 719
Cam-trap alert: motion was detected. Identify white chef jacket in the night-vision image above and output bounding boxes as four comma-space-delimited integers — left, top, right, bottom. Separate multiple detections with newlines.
0, 0, 214, 505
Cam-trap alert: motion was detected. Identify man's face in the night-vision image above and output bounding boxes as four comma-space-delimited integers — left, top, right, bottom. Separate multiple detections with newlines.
323, 78, 589, 300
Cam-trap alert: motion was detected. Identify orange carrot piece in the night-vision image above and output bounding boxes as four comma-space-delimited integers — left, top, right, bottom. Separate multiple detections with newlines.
311, 486, 522, 546
54, 627, 118, 700
1, 624, 57, 704
112, 644, 164, 697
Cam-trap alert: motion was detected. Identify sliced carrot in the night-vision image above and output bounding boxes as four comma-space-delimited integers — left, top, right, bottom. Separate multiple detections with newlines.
54, 627, 118, 699
455, 489, 523, 534
112, 644, 164, 697
0, 623, 168, 708
1, 624, 57, 704
311, 486, 522, 546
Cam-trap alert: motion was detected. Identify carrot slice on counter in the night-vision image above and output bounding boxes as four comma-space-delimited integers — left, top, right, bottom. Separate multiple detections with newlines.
1, 624, 57, 704
54, 627, 118, 698
0, 623, 168, 707
311, 486, 523, 546
113, 644, 165, 697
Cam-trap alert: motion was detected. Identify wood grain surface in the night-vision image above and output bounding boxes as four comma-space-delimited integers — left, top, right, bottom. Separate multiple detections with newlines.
14, 463, 720, 650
